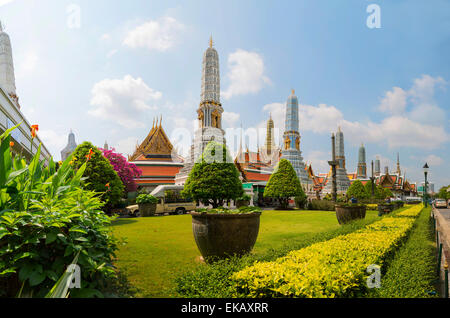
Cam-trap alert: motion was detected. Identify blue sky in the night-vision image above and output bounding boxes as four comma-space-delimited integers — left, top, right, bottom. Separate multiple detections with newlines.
1, 0, 449, 189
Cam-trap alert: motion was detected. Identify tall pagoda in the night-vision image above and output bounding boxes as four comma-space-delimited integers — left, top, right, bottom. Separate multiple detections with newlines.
175, 37, 226, 185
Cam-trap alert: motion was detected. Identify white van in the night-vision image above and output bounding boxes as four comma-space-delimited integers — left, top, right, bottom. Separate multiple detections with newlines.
126, 185, 196, 217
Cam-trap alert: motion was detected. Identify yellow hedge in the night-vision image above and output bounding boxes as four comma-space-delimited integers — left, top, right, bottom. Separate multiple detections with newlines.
395, 204, 423, 218
232, 205, 423, 298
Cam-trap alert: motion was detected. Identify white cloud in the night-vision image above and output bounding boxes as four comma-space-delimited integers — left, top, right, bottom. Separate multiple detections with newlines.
101, 33, 111, 41
409, 74, 446, 104
222, 49, 271, 99
106, 49, 118, 58
16, 51, 39, 80
304, 150, 330, 173
424, 154, 443, 166
379, 87, 407, 115
123, 16, 185, 51
0, 0, 15, 7
115, 136, 140, 157
89, 75, 162, 128
39, 129, 69, 161
222, 111, 240, 128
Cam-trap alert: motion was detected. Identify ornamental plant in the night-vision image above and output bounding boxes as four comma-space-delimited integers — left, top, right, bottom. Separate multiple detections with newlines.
182, 141, 244, 208
231, 205, 423, 298
100, 148, 142, 193
0, 125, 119, 298
71, 142, 124, 211
263, 159, 305, 209
346, 180, 369, 200
136, 194, 158, 204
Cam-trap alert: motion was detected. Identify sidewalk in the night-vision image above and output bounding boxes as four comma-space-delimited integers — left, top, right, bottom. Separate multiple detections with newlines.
432, 207, 450, 297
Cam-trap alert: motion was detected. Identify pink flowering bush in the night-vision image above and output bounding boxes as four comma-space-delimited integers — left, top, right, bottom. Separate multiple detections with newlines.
100, 148, 142, 193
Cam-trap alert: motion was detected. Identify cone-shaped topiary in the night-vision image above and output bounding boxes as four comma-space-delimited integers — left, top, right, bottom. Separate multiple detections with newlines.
182, 141, 243, 208
346, 179, 369, 200
71, 142, 124, 210
264, 159, 304, 209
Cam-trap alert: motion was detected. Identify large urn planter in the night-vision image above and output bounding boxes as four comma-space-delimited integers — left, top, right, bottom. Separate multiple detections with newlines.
139, 203, 157, 217
335, 204, 366, 225
191, 211, 261, 261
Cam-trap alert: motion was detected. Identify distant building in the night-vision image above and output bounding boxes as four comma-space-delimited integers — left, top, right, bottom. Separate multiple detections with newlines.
129, 118, 184, 193
357, 143, 367, 179
61, 130, 77, 161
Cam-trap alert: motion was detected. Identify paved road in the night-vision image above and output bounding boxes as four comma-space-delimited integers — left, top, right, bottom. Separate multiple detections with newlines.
438, 208, 450, 221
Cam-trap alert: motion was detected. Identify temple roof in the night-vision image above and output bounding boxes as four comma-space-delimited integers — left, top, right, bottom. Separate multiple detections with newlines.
129, 118, 175, 162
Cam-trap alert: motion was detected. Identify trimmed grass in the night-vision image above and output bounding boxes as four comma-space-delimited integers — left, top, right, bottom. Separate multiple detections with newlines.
369, 206, 438, 298
111, 209, 379, 297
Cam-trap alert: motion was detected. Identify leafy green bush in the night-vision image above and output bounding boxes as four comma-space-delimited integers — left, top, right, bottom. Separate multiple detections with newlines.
237, 194, 251, 201
347, 180, 369, 200
71, 142, 124, 211
0, 127, 119, 298
231, 205, 423, 298
307, 200, 335, 211
136, 194, 158, 204
264, 159, 305, 209
182, 141, 243, 208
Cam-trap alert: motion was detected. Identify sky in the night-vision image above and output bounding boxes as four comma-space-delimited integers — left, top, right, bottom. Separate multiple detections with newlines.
1, 0, 449, 190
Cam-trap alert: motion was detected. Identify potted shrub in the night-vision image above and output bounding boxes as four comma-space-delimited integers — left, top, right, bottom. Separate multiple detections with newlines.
377, 202, 395, 216
191, 207, 262, 261
335, 203, 366, 225
236, 194, 251, 208
136, 194, 158, 217
182, 141, 261, 261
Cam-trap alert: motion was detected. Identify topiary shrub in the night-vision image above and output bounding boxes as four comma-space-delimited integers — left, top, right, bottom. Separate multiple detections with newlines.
264, 159, 305, 209
182, 141, 244, 208
72, 142, 124, 212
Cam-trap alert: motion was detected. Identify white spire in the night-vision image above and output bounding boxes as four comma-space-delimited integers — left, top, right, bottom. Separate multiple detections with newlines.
0, 20, 17, 97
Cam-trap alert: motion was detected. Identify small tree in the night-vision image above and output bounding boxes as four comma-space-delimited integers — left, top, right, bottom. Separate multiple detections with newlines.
182, 141, 243, 208
101, 148, 142, 193
264, 159, 304, 209
72, 142, 124, 210
346, 180, 369, 200
384, 188, 394, 198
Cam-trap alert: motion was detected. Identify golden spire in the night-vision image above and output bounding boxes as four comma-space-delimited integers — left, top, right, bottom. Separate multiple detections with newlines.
291, 89, 295, 95
209, 35, 213, 48
152, 118, 155, 129
160, 115, 163, 128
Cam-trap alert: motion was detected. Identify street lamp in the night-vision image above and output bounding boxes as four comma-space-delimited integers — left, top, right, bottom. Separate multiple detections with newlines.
423, 163, 429, 207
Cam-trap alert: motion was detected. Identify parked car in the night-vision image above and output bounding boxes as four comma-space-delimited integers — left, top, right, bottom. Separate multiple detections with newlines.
435, 199, 448, 209
126, 185, 196, 217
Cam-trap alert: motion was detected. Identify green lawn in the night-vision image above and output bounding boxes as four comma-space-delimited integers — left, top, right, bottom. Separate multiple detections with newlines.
111, 209, 379, 297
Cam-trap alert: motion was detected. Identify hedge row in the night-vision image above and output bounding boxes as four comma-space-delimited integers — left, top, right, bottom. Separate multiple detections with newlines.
369, 206, 437, 298
231, 205, 423, 298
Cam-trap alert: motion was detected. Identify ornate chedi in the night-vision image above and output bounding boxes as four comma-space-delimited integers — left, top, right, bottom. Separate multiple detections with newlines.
0, 21, 19, 109
281, 90, 310, 190
61, 130, 77, 161
130, 117, 184, 192
175, 37, 226, 185
357, 143, 367, 179
323, 127, 350, 194
260, 114, 281, 166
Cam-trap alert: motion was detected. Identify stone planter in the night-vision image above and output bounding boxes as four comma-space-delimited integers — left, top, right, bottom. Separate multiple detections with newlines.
191, 212, 261, 261
139, 203, 157, 217
236, 200, 250, 208
377, 204, 395, 216
335, 205, 366, 225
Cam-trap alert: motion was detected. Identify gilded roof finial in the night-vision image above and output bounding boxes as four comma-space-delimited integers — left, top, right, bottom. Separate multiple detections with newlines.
291, 89, 295, 95
152, 118, 155, 129
209, 35, 213, 48
160, 115, 163, 128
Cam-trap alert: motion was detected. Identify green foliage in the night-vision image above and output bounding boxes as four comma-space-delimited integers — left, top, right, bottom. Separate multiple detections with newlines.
136, 194, 158, 204
231, 205, 423, 298
369, 206, 437, 298
384, 188, 394, 198
194, 206, 261, 214
237, 194, 251, 202
264, 159, 304, 209
437, 185, 450, 200
307, 200, 335, 211
175, 213, 381, 298
182, 141, 243, 208
347, 180, 369, 200
0, 130, 119, 298
72, 142, 124, 210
